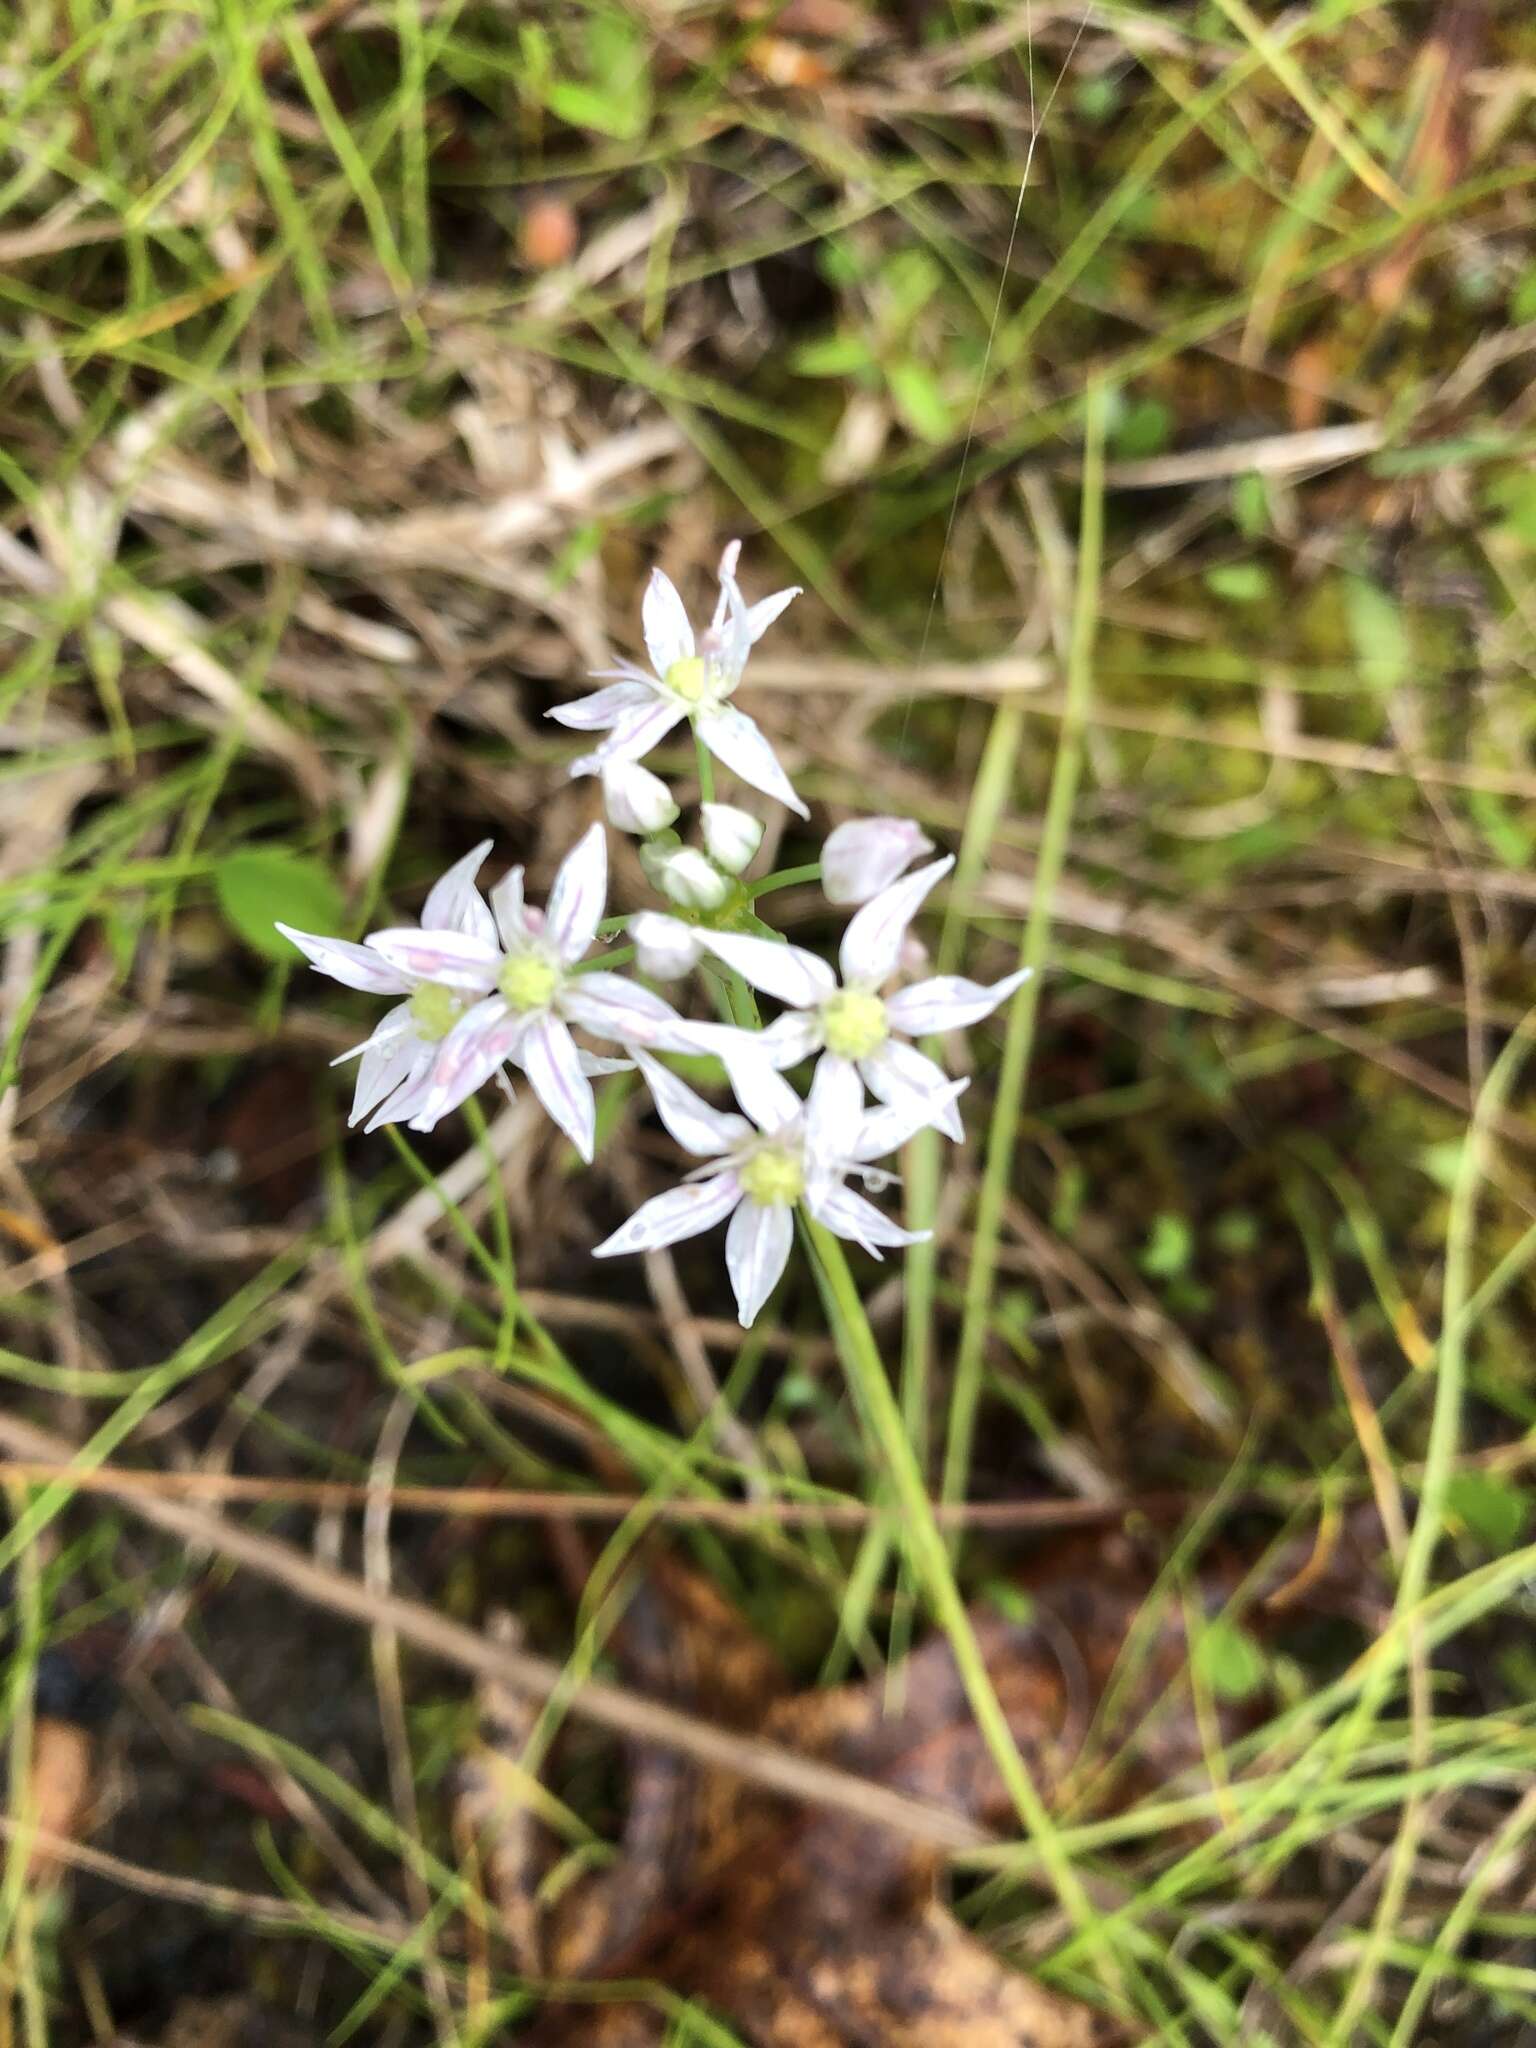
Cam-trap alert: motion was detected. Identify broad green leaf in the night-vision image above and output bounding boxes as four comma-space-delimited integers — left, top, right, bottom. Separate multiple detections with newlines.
216, 850, 345, 961
1445, 1472, 1531, 1551
789, 333, 875, 378
1203, 561, 1271, 603
1343, 575, 1411, 693
1196, 1616, 1267, 1702
886, 360, 953, 443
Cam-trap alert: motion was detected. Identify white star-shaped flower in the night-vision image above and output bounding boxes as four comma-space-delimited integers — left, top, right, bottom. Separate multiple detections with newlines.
549, 541, 806, 818
593, 1053, 953, 1327
689, 850, 1028, 1142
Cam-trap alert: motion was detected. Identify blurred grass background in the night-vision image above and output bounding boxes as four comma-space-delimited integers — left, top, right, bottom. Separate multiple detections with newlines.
6, 0, 1536, 2041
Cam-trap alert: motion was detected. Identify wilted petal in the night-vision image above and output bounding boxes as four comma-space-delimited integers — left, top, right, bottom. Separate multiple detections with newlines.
545, 822, 607, 964
422, 841, 498, 948
743, 585, 801, 644
413, 998, 525, 1128
756, 1010, 824, 1069
696, 930, 834, 1009
838, 855, 953, 988
561, 970, 683, 1049
593, 1171, 742, 1259
642, 568, 695, 677
521, 1012, 597, 1161
547, 680, 656, 731
821, 817, 935, 907
350, 1024, 424, 1126
725, 1199, 794, 1328
885, 966, 1032, 1036
490, 867, 528, 951
852, 1078, 969, 1162
808, 1182, 929, 1258
365, 927, 502, 990
862, 1038, 966, 1142
727, 1053, 803, 1136
570, 696, 687, 775
277, 924, 411, 995
805, 1053, 864, 1165
695, 704, 807, 819
634, 1051, 751, 1156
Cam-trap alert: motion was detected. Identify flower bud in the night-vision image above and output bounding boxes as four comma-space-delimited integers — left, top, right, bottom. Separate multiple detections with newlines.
655, 847, 731, 912
821, 816, 935, 906
629, 911, 703, 980
601, 760, 678, 836
700, 803, 763, 876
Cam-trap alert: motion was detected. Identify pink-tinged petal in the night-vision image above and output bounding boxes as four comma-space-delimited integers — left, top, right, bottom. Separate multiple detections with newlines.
569, 697, 688, 776
632, 1050, 750, 1156
411, 998, 526, 1128
521, 1012, 597, 1162
743, 585, 800, 643
694, 705, 807, 819
862, 1038, 966, 1143
838, 855, 953, 988
806, 1053, 864, 1165
350, 1027, 425, 1126
807, 1182, 929, 1258
277, 923, 411, 995
726, 1052, 803, 1136
757, 1010, 824, 1070
885, 967, 1033, 1037
365, 927, 502, 990
490, 866, 528, 950
725, 1199, 794, 1328
642, 567, 695, 677
366, 1062, 437, 1133
422, 841, 497, 947
821, 817, 935, 907
546, 680, 655, 731
561, 971, 682, 1049
545, 822, 607, 964
696, 930, 834, 1009
593, 1172, 742, 1259
851, 1078, 969, 1162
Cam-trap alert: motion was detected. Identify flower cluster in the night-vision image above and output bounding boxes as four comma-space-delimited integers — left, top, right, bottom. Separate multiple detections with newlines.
279, 545, 1027, 1325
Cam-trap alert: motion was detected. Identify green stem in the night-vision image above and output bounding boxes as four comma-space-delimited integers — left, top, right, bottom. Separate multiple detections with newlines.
747, 861, 822, 899
940, 379, 1108, 1524
805, 1217, 1101, 1944
694, 727, 714, 804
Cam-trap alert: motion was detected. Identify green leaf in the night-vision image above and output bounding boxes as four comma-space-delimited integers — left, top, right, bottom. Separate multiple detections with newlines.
1203, 561, 1270, 603
1512, 265, 1536, 324
1111, 396, 1173, 459
1343, 575, 1411, 693
788, 333, 874, 378
1196, 1616, 1267, 1702
1140, 1212, 1193, 1279
217, 850, 345, 961
1232, 472, 1269, 539
546, 77, 647, 139
886, 360, 953, 443
1444, 1472, 1531, 1551
1486, 472, 1536, 548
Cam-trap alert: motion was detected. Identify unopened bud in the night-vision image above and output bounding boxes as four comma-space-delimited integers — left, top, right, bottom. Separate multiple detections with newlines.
630, 912, 704, 980
602, 760, 678, 836
656, 847, 731, 912
700, 803, 763, 876
821, 816, 934, 906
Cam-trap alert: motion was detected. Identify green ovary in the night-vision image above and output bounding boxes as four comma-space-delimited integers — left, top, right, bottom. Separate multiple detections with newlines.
821, 988, 888, 1061
499, 950, 560, 1013
409, 982, 464, 1041
738, 1145, 805, 1208
664, 655, 709, 704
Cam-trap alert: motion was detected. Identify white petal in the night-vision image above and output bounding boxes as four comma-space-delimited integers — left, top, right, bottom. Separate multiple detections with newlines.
725, 1200, 794, 1328
350, 1027, 424, 1126
851, 1078, 969, 1162
366, 1062, 439, 1133
560, 971, 683, 1049
644, 1016, 770, 1063
332, 999, 415, 1068
696, 930, 834, 1009
743, 585, 800, 643
490, 867, 528, 950
547, 680, 656, 731
277, 924, 410, 995
569, 697, 687, 775
838, 855, 953, 988
545, 822, 607, 965
862, 1039, 967, 1143
520, 1012, 596, 1161
412, 998, 525, 1128
726, 1052, 803, 1136
629, 911, 703, 980
805, 1053, 865, 1165
655, 847, 730, 912
578, 1050, 633, 1077
365, 927, 502, 990
695, 705, 807, 819
633, 1051, 751, 1156
710, 541, 743, 630
885, 967, 1033, 1036
601, 759, 678, 836
593, 1172, 742, 1259
700, 802, 763, 876
821, 817, 935, 907
421, 841, 497, 947
807, 1182, 929, 1258
641, 568, 695, 677
756, 1010, 824, 1070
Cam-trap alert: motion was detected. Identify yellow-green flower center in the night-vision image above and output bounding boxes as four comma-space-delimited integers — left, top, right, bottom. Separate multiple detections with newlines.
738, 1144, 805, 1208
664, 654, 709, 704
409, 982, 464, 1041
498, 950, 561, 1013
821, 987, 888, 1061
